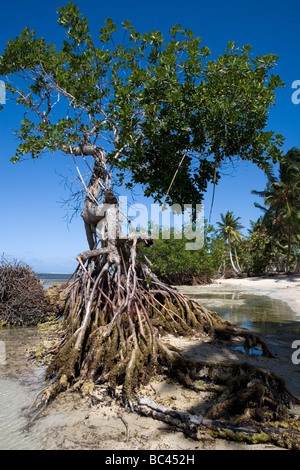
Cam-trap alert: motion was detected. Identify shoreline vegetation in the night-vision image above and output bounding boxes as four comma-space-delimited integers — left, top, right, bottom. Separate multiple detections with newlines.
42, 273, 300, 316
42, 280, 69, 287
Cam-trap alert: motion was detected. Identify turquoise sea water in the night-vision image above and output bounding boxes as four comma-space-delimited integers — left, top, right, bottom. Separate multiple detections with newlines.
36, 273, 72, 283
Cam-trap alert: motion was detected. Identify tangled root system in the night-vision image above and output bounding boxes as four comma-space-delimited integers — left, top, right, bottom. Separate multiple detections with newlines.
38, 240, 300, 449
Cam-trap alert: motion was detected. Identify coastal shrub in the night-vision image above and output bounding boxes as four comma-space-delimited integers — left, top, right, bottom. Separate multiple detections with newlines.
0, 258, 50, 326
140, 223, 225, 285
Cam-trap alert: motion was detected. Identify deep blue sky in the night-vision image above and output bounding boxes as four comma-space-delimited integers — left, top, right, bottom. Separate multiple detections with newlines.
1, 0, 300, 272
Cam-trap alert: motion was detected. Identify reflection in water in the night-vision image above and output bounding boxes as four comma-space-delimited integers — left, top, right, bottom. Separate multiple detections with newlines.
178, 286, 300, 335
233, 346, 263, 356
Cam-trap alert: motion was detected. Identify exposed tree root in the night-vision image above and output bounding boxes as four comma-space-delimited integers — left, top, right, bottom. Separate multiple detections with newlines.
44, 260, 271, 399
135, 396, 300, 449
44, 238, 224, 401
214, 324, 273, 357
45, 250, 272, 397
133, 360, 300, 449
38, 238, 300, 449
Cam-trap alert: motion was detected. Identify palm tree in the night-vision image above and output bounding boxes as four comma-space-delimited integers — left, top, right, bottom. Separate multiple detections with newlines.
252, 147, 300, 272
216, 211, 244, 274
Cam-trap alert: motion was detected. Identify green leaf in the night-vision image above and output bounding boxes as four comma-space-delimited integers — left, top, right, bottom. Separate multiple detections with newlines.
122, 20, 132, 29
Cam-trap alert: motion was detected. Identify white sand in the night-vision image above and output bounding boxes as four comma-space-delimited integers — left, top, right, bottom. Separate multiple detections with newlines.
213, 275, 300, 318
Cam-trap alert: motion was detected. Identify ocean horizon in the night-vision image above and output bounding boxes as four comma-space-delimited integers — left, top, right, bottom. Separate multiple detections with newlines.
36, 273, 72, 282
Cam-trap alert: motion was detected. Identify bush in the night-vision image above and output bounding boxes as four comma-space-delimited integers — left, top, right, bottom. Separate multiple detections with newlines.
141, 223, 225, 285
0, 258, 50, 326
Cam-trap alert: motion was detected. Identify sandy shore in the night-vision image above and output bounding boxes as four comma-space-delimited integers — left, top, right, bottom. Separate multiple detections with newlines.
3, 275, 300, 450
25, 276, 300, 450
212, 275, 300, 318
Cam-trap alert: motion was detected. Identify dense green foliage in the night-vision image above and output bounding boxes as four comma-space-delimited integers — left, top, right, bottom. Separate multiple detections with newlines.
217, 150, 300, 276
241, 218, 275, 276
145, 147, 300, 280
0, 2, 284, 210
0, 2, 292, 282
140, 222, 225, 283
249, 148, 300, 273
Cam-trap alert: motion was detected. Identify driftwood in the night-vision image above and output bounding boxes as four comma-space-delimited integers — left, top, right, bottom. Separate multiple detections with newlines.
135, 396, 300, 449
135, 396, 216, 436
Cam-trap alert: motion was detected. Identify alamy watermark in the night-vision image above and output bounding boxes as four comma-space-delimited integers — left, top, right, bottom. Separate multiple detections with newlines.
291, 81, 300, 104
0, 341, 6, 365
291, 340, 300, 365
0, 81, 5, 105
97, 197, 204, 251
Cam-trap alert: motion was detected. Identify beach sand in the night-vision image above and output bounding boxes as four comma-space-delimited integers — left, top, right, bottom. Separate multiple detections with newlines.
22, 275, 299, 450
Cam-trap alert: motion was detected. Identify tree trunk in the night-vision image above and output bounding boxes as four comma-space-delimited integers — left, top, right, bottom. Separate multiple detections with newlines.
228, 239, 240, 274
42, 140, 287, 422
286, 226, 291, 273
217, 259, 226, 278
62, 142, 108, 250
294, 255, 300, 274
45, 142, 226, 398
234, 244, 242, 272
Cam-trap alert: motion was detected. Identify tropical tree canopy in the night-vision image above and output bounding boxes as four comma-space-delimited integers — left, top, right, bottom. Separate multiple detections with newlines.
252, 147, 300, 271
217, 211, 244, 244
0, 1, 284, 213
216, 211, 244, 273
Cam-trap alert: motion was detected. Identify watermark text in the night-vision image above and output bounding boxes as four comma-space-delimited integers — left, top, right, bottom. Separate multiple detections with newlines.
0, 81, 5, 105
292, 340, 300, 365
0, 341, 6, 365
115, 198, 204, 251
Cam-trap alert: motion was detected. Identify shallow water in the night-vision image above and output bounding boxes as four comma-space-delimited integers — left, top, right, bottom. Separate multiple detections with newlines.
0, 328, 45, 450
37, 273, 71, 283
38, 273, 71, 290
178, 285, 300, 336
